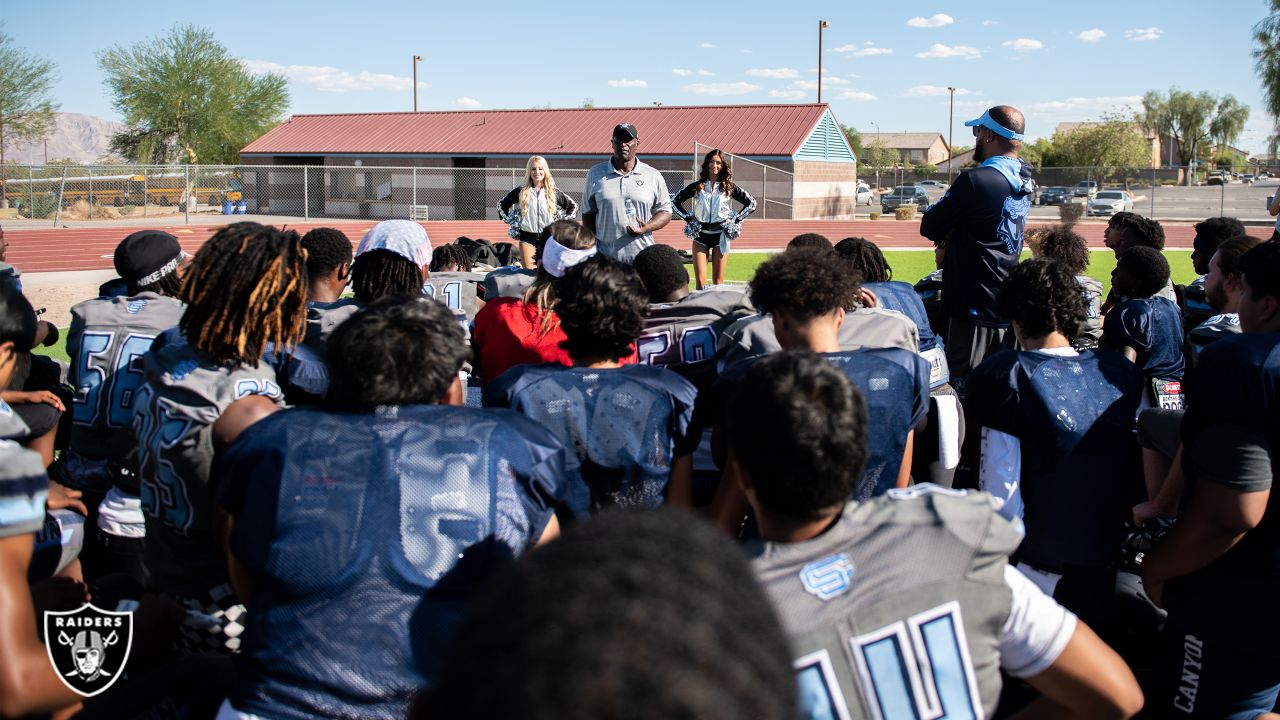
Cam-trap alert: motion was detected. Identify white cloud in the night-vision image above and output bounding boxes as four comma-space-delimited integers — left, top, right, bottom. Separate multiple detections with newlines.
684, 81, 760, 96
1002, 38, 1043, 52
697, 69, 715, 76
740, 49, 753, 54
852, 46, 894, 57
808, 67, 819, 73
242, 59, 427, 93
982, 20, 999, 26
1125, 27, 1162, 41
455, 96, 481, 108
829, 44, 858, 53
607, 79, 648, 88
1077, 28, 1107, 42
840, 90, 878, 101
672, 68, 693, 76
1023, 95, 1143, 115
746, 67, 799, 79
792, 78, 849, 90
700, 42, 717, 48
864, 41, 874, 45
769, 89, 807, 100
915, 43, 982, 59
906, 13, 954, 28
903, 85, 973, 97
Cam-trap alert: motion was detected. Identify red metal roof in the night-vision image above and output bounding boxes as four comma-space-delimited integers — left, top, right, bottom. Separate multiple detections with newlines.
241, 104, 833, 157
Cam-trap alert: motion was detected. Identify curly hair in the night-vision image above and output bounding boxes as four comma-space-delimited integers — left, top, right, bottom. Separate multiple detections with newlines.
554, 256, 648, 361
350, 249, 424, 303
1116, 246, 1171, 299
786, 233, 832, 251
1112, 214, 1165, 252
729, 351, 869, 523
300, 227, 353, 279
697, 149, 735, 198
178, 222, 307, 366
995, 257, 1087, 340
1192, 216, 1247, 273
418, 509, 798, 720
750, 247, 860, 319
327, 295, 467, 406
632, 244, 689, 302
429, 243, 473, 273
834, 237, 892, 282
1036, 224, 1090, 275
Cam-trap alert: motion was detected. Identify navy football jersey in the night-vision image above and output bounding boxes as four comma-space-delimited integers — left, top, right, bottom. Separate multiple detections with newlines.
1181, 275, 1215, 335
865, 281, 949, 388
1186, 312, 1241, 370
219, 405, 566, 719
967, 349, 1142, 571
303, 298, 361, 357
484, 364, 698, 517
641, 285, 754, 391
1103, 297, 1185, 381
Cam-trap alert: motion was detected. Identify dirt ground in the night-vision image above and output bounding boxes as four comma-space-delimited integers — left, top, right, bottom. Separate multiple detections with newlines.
20, 270, 117, 328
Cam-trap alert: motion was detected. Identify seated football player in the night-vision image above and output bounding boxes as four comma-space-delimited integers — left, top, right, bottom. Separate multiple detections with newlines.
298, 226, 359, 354
350, 220, 430, 304
423, 242, 485, 330
214, 295, 567, 720
836, 237, 963, 488
914, 241, 947, 343
968, 258, 1147, 654
417, 510, 798, 720
132, 222, 306, 654
1102, 213, 1175, 308
1030, 224, 1104, 349
485, 255, 697, 516
1142, 239, 1280, 719
709, 248, 929, 534
1103, 246, 1186, 409
729, 350, 1143, 720
1182, 216, 1246, 332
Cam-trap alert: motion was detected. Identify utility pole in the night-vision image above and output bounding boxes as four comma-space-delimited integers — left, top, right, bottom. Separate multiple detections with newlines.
946, 86, 956, 185
872, 120, 881, 190
817, 20, 829, 104
413, 55, 422, 112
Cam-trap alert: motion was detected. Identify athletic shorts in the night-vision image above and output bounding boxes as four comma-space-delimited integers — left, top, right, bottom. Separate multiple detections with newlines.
1155, 614, 1280, 719
1136, 407, 1184, 459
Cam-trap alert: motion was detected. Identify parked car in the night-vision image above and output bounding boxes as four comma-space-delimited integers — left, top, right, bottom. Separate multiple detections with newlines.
1074, 181, 1099, 198
1206, 171, 1228, 186
1243, 174, 1256, 184
1038, 186, 1073, 206
856, 181, 874, 205
1087, 190, 1133, 216
915, 180, 948, 189
881, 185, 931, 211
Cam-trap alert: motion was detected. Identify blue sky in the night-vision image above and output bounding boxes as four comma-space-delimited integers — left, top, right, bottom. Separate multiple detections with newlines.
6, 0, 1275, 153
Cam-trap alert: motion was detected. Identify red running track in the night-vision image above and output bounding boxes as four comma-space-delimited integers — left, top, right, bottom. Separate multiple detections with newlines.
5, 219, 1195, 274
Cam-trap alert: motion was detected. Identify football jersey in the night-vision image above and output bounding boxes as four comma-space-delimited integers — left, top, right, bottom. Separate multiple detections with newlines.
67, 292, 186, 459
302, 298, 361, 357
481, 266, 537, 300
1186, 313, 1241, 370
750, 487, 1074, 720
219, 405, 567, 719
641, 285, 755, 391
484, 364, 698, 517
865, 281, 949, 389
1181, 275, 1215, 334
718, 310, 919, 373
0, 401, 47, 539
966, 349, 1142, 572
1073, 275, 1104, 349
1103, 297, 1185, 381
423, 271, 485, 323
133, 340, 284, 595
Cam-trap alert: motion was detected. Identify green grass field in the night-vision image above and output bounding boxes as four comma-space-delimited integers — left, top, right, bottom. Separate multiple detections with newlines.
32, 249, 1195, 368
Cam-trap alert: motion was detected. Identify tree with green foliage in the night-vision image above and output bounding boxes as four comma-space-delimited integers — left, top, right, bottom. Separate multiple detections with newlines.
1253, 1, 1280, 153
911, 163, 938, 179
1209, 95, 1250, 156
840, 124, 863, 157
1019, 136, 1067, 169
98, 25, 289, 165
1053, 113, 1151, 177
861, 142, 898, 170
0, 27, 58, 207
1140, 88, 1247, 180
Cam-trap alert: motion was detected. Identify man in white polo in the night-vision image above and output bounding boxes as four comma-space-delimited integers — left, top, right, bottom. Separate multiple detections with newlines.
582, 122, 673, 263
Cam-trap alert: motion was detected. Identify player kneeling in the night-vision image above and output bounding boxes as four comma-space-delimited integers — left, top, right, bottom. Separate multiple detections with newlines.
213, 295, 568, 719
729, 351, 1143, 719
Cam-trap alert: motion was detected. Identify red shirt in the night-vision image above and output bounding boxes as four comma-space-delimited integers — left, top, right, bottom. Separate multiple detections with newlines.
473, 297, 637, 381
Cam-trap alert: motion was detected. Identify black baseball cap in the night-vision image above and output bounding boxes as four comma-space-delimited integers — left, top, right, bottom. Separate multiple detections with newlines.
613, 123, 639, 141
114, 230, 184, 286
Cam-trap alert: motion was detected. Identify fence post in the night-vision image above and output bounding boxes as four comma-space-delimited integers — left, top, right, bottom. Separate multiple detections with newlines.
53, 166, 67, 227
27, 167, 33, 217
143, 167, 148, 217
303, 167, 310, 221
1220, 178, 1226, 217
183, 166, 190, 224
762, 166, 768, 219
88, 167, 93, 211
1149, 167, 1155, 219
412, 167, 418, 217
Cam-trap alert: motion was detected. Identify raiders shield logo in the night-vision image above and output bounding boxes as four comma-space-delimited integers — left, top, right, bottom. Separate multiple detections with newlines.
44, 603, 134, 697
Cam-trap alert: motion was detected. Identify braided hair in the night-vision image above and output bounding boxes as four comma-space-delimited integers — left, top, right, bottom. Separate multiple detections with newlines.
834, 237, 893, 282
430, 244, 473, 273
351, 249, 424, 303
178, 222, 307, 366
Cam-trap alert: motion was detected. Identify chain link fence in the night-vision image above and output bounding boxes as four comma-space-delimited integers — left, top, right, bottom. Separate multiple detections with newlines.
3, 162, 1276, 225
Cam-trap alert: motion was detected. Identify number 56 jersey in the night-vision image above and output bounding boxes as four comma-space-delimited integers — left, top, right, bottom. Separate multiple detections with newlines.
749, 487, 1077, 720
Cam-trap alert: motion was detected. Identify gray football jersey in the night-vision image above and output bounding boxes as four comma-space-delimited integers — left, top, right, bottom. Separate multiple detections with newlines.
749, 487, 1022, 720
67, 293, 186, 458
0, 402, 48, 539
642, 286, 755, 388
134, 341, 284, 595
303, 298, 361, 357
482, 267, 538, 300
719, 309, 919, 371
423, 271, 485, 322
1073, 275, 1104, 348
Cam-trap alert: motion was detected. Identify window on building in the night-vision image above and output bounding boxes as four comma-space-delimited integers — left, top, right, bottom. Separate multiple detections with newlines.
910, 149, 925, 163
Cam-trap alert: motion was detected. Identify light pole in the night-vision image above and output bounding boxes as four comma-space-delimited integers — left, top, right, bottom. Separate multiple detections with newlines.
817, 20, 829, 104
946, 86, 956, 185
871, 120, 881, 190
413, 55, 422, 112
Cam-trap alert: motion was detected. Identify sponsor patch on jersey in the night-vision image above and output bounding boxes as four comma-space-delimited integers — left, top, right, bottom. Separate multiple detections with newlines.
800, 553, 856, 601
125, 299, 148, 315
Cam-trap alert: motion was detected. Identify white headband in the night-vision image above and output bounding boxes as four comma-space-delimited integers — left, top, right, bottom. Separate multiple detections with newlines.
542, 236, 597, 277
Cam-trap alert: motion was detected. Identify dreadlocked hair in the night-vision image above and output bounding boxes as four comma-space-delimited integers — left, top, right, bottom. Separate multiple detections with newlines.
834, 237, 892, 282
351, 249, 424, 303
178, 222, 307, 367
523, 220, 596, 336
430, 243, 474, 273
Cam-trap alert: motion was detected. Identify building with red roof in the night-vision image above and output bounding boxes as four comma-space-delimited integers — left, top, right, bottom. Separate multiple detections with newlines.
238, 104, 859, 220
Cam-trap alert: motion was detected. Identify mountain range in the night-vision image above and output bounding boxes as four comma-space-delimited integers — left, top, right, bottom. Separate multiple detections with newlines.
6, 113, 123, 165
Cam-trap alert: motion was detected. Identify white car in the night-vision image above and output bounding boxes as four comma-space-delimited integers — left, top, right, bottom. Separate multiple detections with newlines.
856, 182, 874, 205
1086, 190, 1133, 216
916, 180, 948, 189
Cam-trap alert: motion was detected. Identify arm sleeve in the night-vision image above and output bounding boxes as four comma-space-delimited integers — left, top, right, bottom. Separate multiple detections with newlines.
999, 564, 1078, 678
581, 170, 598, 217
498, 187, 521, 217
910, 355, 930, 428
919, 173, 972, 244
671, 182, 697, 220
557, 189, 578, 219
730, 185, 758, 222
65, 309, 87, 387
1103, 303, 1154, 353
669, 376, 700, 457
217, 430, 284, 577
1184, 424, 1273, 492
651, 170, 673, 215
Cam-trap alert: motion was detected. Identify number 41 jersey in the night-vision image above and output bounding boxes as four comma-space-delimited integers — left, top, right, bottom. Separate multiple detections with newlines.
750, 486, 1077, 720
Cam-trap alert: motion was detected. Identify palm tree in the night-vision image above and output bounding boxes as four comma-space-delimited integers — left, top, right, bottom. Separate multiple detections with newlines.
1253, 1, 1280, 153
